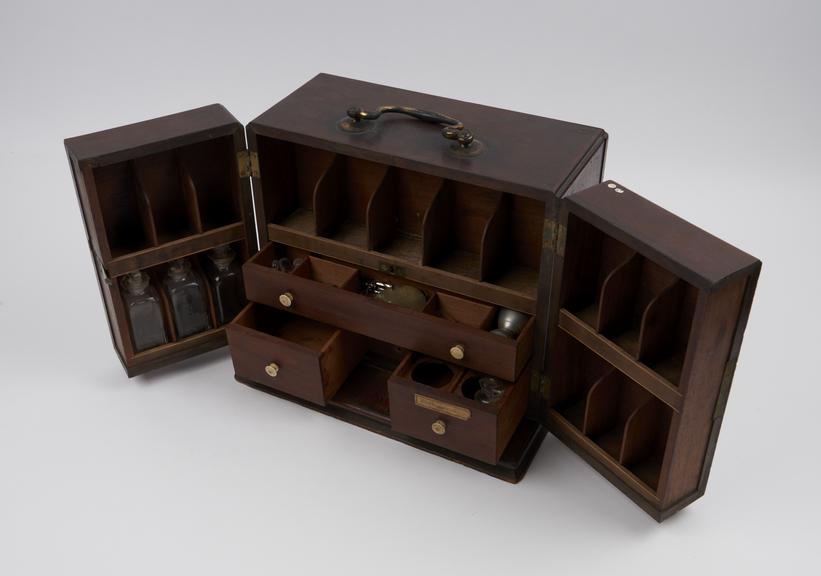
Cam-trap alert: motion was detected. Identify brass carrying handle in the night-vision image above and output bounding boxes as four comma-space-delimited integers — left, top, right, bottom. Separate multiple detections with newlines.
346, 105, 475, 148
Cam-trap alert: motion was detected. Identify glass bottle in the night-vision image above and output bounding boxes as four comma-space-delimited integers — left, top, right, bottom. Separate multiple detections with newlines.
163, 258, 212, 338
205, 244, 246, 325
474, 376, 507, 405
122, 271, 167, 352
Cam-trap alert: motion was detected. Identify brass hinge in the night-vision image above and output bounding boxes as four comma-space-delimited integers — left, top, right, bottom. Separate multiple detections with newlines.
237, 150, 260, 178
543, 218, 566, 258
531, 370, 551, 397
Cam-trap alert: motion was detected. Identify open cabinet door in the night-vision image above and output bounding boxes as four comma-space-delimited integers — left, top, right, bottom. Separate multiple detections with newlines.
543, 180, 760, 521
65, 104, 258, 376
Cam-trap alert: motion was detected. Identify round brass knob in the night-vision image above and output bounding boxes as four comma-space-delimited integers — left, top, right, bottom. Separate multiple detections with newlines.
264, 362, 280, 378
449, 344, 465, 360
431, 420, 447, 435
278, 292, 294, 307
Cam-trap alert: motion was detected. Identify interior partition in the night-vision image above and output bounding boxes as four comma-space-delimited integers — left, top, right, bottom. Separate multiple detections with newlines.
257, 137, 546, 303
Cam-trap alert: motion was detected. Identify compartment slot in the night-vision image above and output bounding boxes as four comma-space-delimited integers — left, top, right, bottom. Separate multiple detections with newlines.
582, 371, 651, 460
339, 157, 388, 246
93, 161, 156, 256
422, 292, 496, 330
312, 154, 344, 237
370, 170, 444, 263
146, 268, 178, 342
606, 259, 679, 356
421, 181, 503, 280
637, 280, 683, 362
232, 304, 332, 350
328, 339, 406, 424
582, 370, 651, 461
548, 332, 613, 431
595, 253, 642, 334
399, 353, 463, 390
180, 170, 204, 235
480, 194, 545, 297
133, 151, 200, 244
293, 256, 361, 290
179, 136, 240, 230
249, 241, 310, 269
560, 214, 637, 319
260, 141, 336, 234
453, 370, 519, 408
314, 156, 392, 248
638, 281, 698, 385
619, 398, 671, 491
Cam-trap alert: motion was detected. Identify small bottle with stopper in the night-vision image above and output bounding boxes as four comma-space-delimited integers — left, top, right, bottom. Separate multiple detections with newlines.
205, 244, 246, 325
163, 258, 212, 338
122, 271, 168, 352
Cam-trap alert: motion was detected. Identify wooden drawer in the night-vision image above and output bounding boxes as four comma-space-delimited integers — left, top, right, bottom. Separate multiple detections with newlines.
243, 243, 534, 382
226, 303, 367, 406
387, 353, 530, 465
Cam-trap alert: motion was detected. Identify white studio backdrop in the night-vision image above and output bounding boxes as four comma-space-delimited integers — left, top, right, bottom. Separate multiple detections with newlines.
1, 1, 819, 574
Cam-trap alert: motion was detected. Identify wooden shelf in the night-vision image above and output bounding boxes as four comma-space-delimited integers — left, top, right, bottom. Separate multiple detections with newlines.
558, 308, 684, 412
105, 222, 247, 277
548, 408, 662, 504
267, 223, 537, 314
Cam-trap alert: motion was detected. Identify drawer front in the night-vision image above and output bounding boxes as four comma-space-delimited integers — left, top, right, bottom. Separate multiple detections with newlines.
244, 261, 531, 382
389, 377, 499, 464
226, 323, 326, 405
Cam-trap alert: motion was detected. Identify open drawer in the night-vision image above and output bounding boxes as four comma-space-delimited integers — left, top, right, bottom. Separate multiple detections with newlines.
242, 243, 535, 382
226, 302, 367, 406
387, 353, 530, 465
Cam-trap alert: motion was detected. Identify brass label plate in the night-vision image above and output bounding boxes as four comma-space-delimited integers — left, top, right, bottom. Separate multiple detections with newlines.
414, 394, 471, 421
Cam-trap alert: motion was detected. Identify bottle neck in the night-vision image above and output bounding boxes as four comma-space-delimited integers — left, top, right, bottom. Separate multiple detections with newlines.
124, 271, 150, 296
210, 245, 236, 272
168, 260, 192, 282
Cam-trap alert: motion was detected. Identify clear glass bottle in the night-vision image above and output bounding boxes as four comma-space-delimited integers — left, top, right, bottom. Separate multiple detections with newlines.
163, 258, 212, 338
122, 271, 167, 352
205, 244, 246, 325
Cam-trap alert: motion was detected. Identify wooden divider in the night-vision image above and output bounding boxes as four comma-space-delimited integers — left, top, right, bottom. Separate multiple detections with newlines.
479, 193, 509, 281
374, 170, 444, 262
365, 167, 398, 250
132, 151, 200, 245
637, 280, 683, 362
596, 252, 641, 333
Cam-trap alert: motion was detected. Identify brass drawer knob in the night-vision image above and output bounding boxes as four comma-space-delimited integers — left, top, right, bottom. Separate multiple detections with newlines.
431, 420, 447, 435
265, 362, 280, 378
449, 344, 465, 360
278, 292, 294, 307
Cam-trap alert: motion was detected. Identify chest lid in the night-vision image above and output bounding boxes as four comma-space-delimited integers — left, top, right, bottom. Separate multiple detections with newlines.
249, 73, 607, 201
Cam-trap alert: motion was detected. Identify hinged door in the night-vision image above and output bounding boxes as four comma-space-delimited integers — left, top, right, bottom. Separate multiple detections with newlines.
542, 180, 760, 521
65, 104, 258, 376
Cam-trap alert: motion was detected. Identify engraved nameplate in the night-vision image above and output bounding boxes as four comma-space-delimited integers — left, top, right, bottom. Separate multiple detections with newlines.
414, 394, 471, 421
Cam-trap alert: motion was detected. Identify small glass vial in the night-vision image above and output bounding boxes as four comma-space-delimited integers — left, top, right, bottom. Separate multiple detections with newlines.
205, 244, 246, 325
474, 376, 507, 405
122, 271, 167, 352
163, 258, 212, 338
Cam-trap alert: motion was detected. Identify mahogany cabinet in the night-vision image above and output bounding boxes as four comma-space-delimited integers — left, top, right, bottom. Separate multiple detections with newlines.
65, 73, 759, 520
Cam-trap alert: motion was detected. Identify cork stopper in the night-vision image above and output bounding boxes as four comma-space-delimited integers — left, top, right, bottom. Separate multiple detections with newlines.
167, 258, 192, 281
209, 244, 236, 271
123, 271, 150, 295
